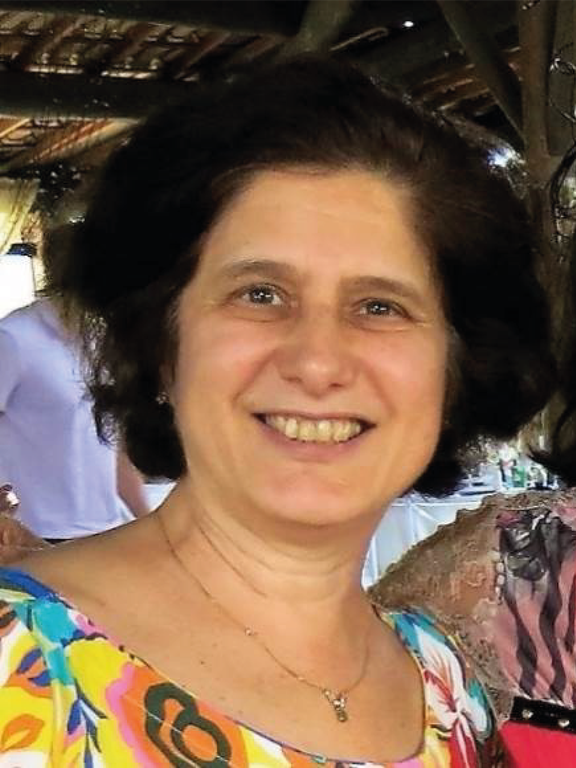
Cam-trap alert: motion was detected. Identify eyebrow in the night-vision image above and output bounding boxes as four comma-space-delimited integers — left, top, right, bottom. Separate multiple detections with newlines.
217, 258, 429, 304
217, 258, 299, 282
341, 275, 427, 304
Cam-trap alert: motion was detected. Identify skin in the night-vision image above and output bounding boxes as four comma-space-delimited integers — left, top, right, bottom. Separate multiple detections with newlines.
20, 168, 450, 762
171, 168, 448, 541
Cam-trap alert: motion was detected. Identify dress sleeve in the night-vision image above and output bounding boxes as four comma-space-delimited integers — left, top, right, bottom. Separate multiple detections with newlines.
0, 330, 21, 413
0, 592, 57, 758
371, 489, 576, 721
0, 590, 86, 762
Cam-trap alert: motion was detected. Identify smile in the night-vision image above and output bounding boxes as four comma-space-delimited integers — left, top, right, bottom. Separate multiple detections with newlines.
259, 414, 371, 444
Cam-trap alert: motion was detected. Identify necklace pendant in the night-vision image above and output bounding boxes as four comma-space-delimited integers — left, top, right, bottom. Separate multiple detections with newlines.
323, 689, 349, 722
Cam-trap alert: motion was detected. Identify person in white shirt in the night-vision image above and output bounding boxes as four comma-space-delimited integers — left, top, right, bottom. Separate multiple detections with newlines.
0, 297, 148, 540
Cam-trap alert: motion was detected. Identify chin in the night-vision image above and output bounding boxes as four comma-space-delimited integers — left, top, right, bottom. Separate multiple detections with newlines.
254, 483, 378, 531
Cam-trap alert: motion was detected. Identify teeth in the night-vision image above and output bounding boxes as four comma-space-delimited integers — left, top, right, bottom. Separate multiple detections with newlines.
299, 421, 315, 442
285, 417, 299, 439
264, 415, 364, 443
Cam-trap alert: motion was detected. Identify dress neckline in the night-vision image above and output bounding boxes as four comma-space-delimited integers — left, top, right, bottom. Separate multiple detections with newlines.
0, 565, 432, 765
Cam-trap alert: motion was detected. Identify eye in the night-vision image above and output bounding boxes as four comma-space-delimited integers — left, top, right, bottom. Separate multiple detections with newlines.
359, 299, 407, 318
238, 284, 284, 306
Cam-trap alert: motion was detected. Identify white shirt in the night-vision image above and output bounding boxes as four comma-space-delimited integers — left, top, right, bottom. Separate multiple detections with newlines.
0, 300, 129, 538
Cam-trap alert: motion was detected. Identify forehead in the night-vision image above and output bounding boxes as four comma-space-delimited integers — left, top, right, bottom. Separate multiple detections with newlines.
198, 168, 434, 282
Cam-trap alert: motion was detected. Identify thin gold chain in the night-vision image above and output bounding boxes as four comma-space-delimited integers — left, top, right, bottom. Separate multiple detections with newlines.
194, 518, 270, 599
157, 511, 372, 722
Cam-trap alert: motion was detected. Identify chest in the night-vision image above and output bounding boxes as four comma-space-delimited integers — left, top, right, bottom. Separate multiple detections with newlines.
80, 600, 423, 761
46, 591, 496, 766
35, 555, 496, 766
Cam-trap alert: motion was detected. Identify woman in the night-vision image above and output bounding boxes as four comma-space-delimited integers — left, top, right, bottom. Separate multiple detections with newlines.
0, 57, 553, 765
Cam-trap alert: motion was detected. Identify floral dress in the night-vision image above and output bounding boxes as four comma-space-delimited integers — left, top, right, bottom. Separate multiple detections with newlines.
0, 567, 497, 766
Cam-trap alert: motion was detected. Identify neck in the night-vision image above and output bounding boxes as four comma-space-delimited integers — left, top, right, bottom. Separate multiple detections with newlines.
156, 477, 377, 629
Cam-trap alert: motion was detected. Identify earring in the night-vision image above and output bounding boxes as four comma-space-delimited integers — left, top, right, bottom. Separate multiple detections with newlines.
156, 391, 169, 405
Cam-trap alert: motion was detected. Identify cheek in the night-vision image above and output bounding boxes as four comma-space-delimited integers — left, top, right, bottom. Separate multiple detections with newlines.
172, 319, 277, 407
368, 333, 448, 411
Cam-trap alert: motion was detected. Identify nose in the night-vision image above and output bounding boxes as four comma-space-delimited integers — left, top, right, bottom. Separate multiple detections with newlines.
274, 308, 356, 397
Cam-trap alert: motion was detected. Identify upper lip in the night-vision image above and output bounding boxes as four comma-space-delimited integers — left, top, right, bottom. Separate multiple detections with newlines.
255, 410, 376, 427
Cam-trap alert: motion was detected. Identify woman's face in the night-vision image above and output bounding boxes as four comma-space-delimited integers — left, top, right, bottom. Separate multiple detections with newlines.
172, 169, 449, 529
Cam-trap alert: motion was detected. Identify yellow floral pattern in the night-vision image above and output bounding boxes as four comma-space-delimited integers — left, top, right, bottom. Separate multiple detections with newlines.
0, 568, 498, 766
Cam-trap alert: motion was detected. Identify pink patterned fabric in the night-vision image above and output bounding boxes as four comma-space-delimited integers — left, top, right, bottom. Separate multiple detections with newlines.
374, 489, 576, 766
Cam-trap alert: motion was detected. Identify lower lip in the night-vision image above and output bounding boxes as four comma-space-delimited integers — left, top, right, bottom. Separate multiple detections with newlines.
254, 417, 371, 460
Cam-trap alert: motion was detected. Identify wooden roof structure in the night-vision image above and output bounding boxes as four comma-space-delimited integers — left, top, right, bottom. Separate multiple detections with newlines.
0, 0, 525, 183
0, 0, 571, 236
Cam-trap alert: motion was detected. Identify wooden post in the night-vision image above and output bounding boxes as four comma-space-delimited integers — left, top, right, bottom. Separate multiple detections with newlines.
518, 0, 575, 452
438, 0, 523, 139
279, 0, 359, 56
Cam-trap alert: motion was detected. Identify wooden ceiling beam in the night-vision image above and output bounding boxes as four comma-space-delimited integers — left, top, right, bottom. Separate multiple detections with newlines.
167, 30, 230, 79
0, 9, 31, 30
84, 22, 158, 75
409, 53, 470, 93
0, 0, 435, 40
280, 0, 360, 56
345, 1, 439, 36
411, 45, 519, 96
0, 118, 133, 171
0, 70, 192, 118
223, 35, 280, 69
0, 117, 28, 139
427, 80, 490, 111
359, 10, 515, 82
0, 2, 303, 37
69, 130, 126, 169
459, 93, 497, 117
437, 0, 522, 138
14, 15, 84, 69
420, 73, 476, 102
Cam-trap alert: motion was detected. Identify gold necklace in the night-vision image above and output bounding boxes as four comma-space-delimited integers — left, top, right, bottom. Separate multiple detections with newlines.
158, 512, 372, 722
195, 518, 270, 599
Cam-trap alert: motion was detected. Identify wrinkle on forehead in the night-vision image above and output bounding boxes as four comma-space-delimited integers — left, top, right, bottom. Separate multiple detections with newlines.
211, 169, 420, 244
225, 168, 418, 230
200, 169, 439, 296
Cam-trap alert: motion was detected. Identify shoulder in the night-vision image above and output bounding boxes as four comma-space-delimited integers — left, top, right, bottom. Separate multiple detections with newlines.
382, 607, 497, 755
494, 487, 576, 546
480, 488, 576, 595
0, 564, 54, 596
373, 489, 576, 613
0, 302, 41, 335
0, 565, 81, 652
0, 564, 106, 673
0, 567, 76, 755
13, 515, 167, 615
383, 605, 484, 683
0, 565, 133, 762
0, 303, 47, 357
375, 489, 576, 718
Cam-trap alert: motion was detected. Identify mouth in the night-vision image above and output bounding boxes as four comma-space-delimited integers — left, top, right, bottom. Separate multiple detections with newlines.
255, 413, 374, 444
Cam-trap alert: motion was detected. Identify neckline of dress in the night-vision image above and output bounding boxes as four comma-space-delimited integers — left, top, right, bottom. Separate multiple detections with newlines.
0, 566, 429, 766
